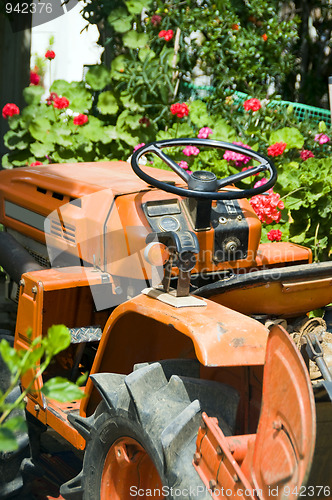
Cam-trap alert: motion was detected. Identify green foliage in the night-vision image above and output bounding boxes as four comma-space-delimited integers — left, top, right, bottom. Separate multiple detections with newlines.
0, 325, 85, 452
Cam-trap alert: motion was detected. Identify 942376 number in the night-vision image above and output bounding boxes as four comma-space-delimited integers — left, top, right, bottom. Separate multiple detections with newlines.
5, 3, 52, 14
282, 486, 331, 497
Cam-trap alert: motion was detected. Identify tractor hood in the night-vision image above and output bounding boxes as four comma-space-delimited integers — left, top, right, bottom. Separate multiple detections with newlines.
0, 161, 182, 199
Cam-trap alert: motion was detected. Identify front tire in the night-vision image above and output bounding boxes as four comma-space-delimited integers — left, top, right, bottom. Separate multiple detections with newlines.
61, 360, 240, 500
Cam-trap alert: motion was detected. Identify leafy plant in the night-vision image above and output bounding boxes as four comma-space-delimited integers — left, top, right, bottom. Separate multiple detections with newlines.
0, 325, 85, 452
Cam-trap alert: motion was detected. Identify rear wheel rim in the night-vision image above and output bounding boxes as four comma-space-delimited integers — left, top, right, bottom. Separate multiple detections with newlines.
101, 436, 163, 499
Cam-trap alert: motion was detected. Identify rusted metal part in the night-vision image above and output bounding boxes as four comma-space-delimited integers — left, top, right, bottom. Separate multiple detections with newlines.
193, 413, 257, 500
251, 325, 316, 498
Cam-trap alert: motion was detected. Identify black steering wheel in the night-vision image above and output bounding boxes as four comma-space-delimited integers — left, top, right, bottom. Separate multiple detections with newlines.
131, 138, 277, 200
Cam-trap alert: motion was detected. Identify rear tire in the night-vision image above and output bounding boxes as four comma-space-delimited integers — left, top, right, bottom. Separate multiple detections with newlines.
61, 360, 240, 500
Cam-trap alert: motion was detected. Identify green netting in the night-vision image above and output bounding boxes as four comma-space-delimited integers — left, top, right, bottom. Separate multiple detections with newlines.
181, 83, 331, 126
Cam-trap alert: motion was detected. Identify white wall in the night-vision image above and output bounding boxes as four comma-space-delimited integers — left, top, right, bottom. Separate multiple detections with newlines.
31, 2, 103, 92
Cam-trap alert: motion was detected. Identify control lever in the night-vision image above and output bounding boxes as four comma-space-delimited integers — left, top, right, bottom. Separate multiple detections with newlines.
305, 333, 332, 401
146, 231, 200, 297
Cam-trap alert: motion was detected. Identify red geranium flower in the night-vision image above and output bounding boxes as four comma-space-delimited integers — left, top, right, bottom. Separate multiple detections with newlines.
267, 229, 282, 242
243, 98, 261, 112
2, 103, 20, 119
73, 114, 88, 126
250, 189, 284, 224
53, 96, 70, 109
45, 50, 55, 60
139, 116, 151, 127
170, 102, 189, 119
232, 24, 239, 30
262, 34, 268, 41
30, 161, 43, 166
159, 29, 173, 41
300, 149, 314, 161
30, 71, 40, 86
267, 142, 287, 157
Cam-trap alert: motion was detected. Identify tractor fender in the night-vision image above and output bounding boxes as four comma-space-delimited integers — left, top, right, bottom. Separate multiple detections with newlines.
82, 293, 268, 416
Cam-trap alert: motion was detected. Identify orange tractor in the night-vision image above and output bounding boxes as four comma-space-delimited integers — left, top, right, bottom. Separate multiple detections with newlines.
0, 138, 331, 499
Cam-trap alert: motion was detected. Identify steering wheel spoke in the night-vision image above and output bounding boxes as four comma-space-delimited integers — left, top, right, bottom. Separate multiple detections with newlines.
150, 144, 190, 182
131, 139, 277, 200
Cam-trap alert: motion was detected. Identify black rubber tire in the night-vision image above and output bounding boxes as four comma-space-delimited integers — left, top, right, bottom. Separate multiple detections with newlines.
61, 360, 240, 500
0, 331, 30, 499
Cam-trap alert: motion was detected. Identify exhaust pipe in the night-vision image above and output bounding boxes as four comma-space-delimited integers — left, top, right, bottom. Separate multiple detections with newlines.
0, 232, 43, 283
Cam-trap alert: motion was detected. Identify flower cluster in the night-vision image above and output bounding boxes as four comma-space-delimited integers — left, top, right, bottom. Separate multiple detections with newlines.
134, 143, 145, 152
178, 160, 189, 170
30, 71, 40, 86
267, 142, 287, 157
300, 149, 314, 161
158, 29, 173, 41
2, 103, 20, 119
151, 14, 162, 26
30, 161, 43, 167
73, 114, 88, 126
250, 189, 284, 224
170, 102, 189, 119
254, 178, 268, 189
267, 229, 282, 241
314, 133, 330, 145
243, 98, 261, 112
53, 96, 70, 109
139, 116, 151, 127
46, 92, 58, 106
223, 141, 251, 167
198, 127, 213, 139
183, 146, 199, 157
45, 50, 55, 60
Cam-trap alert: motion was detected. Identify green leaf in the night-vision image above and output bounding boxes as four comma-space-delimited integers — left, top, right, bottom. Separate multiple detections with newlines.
125, 0, 152, 15
111, 55, 130, 80
80, 116, 105, 142
29, 118, 53, 143
50, 79, 72, 97
123, 31, 149, 49
23, 86, 44, 105
211, 118, 237, 141
100, 126, 118, 144
30, 141, 54, 158
85, 65, 110, 91
44, 325, 71, 357
41, 377, 85, 402
108, 8, 132, 33
97, 92, 119, 115
7, 114, 21, 130
4, 130, 29, 151
269, 127, 304, 150
0, 339, 21, 374
20, 346, 44, 375
189, 100, 210, 127
0, 427, 18, 452
318, 120, 327, 133
138, 48, 155, 63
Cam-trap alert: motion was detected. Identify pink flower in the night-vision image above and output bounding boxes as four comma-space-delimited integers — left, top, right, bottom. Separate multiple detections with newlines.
30, 161, 43, 166
151, 14, 162, 26
2, 103, 20, 119
300, 149, 314, 161
73, 114, 88, 125
134, 143, 145, 151
267, 142, 287, 157
53, 96, 70, 109
267, 229, 282, 242
223, 141, 251, 166
30, 71, 40, 86
314, 133, 330, 145
46, 92, 58, 106
243, 98, 261, 112
170, 103, 189, 119
250, 189, 284, 224
183, 146, 200, 157
198, 127, 213, 139
178, 160, 189, 170
254, 178, 268, 188
45, 50, 55, 60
